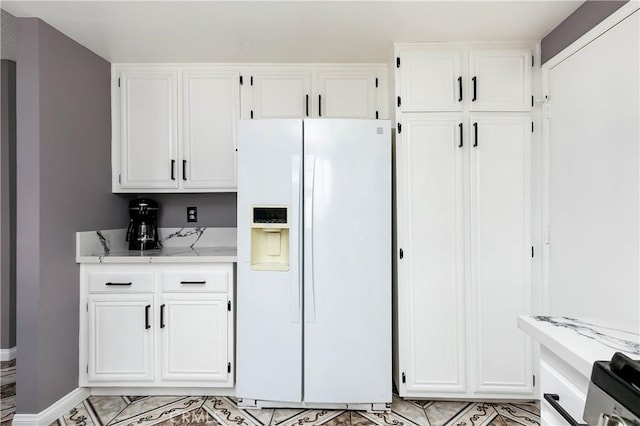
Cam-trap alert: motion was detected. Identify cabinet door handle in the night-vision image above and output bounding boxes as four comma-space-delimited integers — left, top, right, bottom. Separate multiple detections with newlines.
182, 160, 187, 181
105, 282, 132, 286
458, 76, 463, 102
180, 280, 206, 285
543, 394, 587, 426
144, 305, 151, 330
473, 122, 478, 147
306, 94, 309, 117
160, 304, 165, 328
171, 160, 176, 180
318, 95, 322, 117
472, 76, 477, 102
458, 123, 463, 148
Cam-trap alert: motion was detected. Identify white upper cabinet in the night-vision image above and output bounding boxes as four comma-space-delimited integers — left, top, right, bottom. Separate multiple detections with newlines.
397, 48, 464, 112
249, 70, 312, 119
182, 70, 239, 190
469, 48, 533, 111
316, 69, 378, 118
396, 44, 533, 113
118, 70, 179, 190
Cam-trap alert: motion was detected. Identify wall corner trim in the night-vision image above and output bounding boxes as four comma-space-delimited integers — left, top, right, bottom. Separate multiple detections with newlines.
12, 388, 90, 426
0, 347, 16, 361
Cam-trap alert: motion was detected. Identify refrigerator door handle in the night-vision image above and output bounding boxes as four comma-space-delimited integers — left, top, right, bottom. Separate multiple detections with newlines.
291, 155, 302, 323
304, 154, 316, 323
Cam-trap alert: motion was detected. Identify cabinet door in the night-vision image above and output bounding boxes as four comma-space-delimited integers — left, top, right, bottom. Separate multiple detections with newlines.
160, 294, 229, 384
397, 48, 464, 112
398, 115, 467, 395
469, 49, 532, 111
182, 71, 240, 190
250, 70, 311, 118
469, 114, 533, 395
119, 71, 178, 189
316, 70, 377, 118
88, 294, 154, 382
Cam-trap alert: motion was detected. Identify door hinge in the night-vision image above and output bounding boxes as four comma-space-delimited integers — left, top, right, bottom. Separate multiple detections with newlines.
375, 77, 379, 88
531, 121, 534, 133
250, 110, 254, 119
239, 75, 243, 86
227, 362, 231, 373
532, 246, 535, 258
250, 76, 253, 86
227, 300, 231, 311
375, 111, 379, 119
396, 57, 400, 68
117, 78, 121, 87
399, 248, 404, 259
397, 96, 401, 108
397, 123, 402, 134
402, 372, 406, 383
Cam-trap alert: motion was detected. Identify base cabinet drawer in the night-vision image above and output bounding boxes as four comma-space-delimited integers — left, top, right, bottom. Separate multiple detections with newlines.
540, 359, 587, 426
89, 272, 155, 293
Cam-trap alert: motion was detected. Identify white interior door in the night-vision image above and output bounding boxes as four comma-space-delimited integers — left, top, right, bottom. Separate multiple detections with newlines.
546, 10, 640, 329
182, 70, 240, 190
160, 294, 229, 383
119, 71, 178, 189
469, 49, 532, 111
315, 71, 377, 118
236, 119, 303, 402
88, 294, 154, 382
303, 119, 391, 404
397, 47, 464, 111
469, 114, 532, 395
398, 115, 467, 394
251, 70, 311, 118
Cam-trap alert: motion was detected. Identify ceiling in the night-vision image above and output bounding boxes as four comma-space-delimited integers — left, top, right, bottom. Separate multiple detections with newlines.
1, 1, 584, 63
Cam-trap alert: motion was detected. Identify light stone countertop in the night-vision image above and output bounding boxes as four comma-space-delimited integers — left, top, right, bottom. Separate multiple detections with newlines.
76, 227, 237, 263
518, 315, 640, 377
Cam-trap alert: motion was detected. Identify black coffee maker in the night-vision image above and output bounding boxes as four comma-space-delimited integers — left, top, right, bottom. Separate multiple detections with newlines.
126, 198, 160, 250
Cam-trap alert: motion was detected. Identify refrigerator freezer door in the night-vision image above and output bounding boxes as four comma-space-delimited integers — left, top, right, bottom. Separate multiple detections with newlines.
236, 119, 303, 402
303, 119, 392, 404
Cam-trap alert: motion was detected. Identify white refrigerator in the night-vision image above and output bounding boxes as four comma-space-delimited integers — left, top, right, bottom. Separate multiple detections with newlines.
236, 119, 391, 410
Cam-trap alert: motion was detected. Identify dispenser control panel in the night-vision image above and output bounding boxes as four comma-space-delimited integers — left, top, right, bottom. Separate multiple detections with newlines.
250, 206, 290, 271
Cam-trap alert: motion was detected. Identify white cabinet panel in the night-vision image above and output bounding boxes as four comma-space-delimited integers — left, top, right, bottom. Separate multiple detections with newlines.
88, 294, 154, 382
119, 71, 178, 189
161, 294, 229, 383
398, 48, 464, 112
316, 71, 377, 118
250, 71, 311, 118
469, 49, 532, 111
399, 115, 466, 394
182, 71, 239, 190
469, 114, 532, 394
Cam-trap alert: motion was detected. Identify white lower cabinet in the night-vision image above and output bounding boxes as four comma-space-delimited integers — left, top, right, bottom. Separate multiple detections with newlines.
80, 263, 234, 389
396, 113, 534, 399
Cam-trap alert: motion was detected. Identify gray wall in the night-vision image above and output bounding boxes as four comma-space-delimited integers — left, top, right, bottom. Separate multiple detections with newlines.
135, 193, 237, 228
16, 18, 129, 413
1, 60, 16, 349
541, 0, 628, 63
1, 9, 16, 61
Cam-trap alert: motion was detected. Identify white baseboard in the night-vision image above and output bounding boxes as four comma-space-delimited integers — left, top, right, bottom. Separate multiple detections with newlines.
12, 388, 89, 426
0, 347, 16, 361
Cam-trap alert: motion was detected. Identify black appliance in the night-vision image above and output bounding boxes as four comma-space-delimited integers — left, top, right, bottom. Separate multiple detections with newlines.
584, 352, 640, 426
126, 198, 160, 250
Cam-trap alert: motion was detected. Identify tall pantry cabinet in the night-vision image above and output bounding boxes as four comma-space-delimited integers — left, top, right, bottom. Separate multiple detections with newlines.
395, 43, 536, 399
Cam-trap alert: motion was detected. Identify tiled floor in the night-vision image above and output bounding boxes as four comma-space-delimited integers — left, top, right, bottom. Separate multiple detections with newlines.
50, 395, 539, 426
1, 359, 16, 426
0, 361, 540, 426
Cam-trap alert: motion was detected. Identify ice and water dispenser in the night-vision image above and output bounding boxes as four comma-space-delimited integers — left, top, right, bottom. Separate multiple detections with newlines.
250, 206, 290, 271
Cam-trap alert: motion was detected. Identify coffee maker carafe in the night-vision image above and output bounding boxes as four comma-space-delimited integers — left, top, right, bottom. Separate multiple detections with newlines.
126, 198, 160, 250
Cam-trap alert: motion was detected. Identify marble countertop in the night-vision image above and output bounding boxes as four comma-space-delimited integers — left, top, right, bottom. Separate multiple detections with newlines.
76, 227, 237, 263
518, 315, 640, 377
